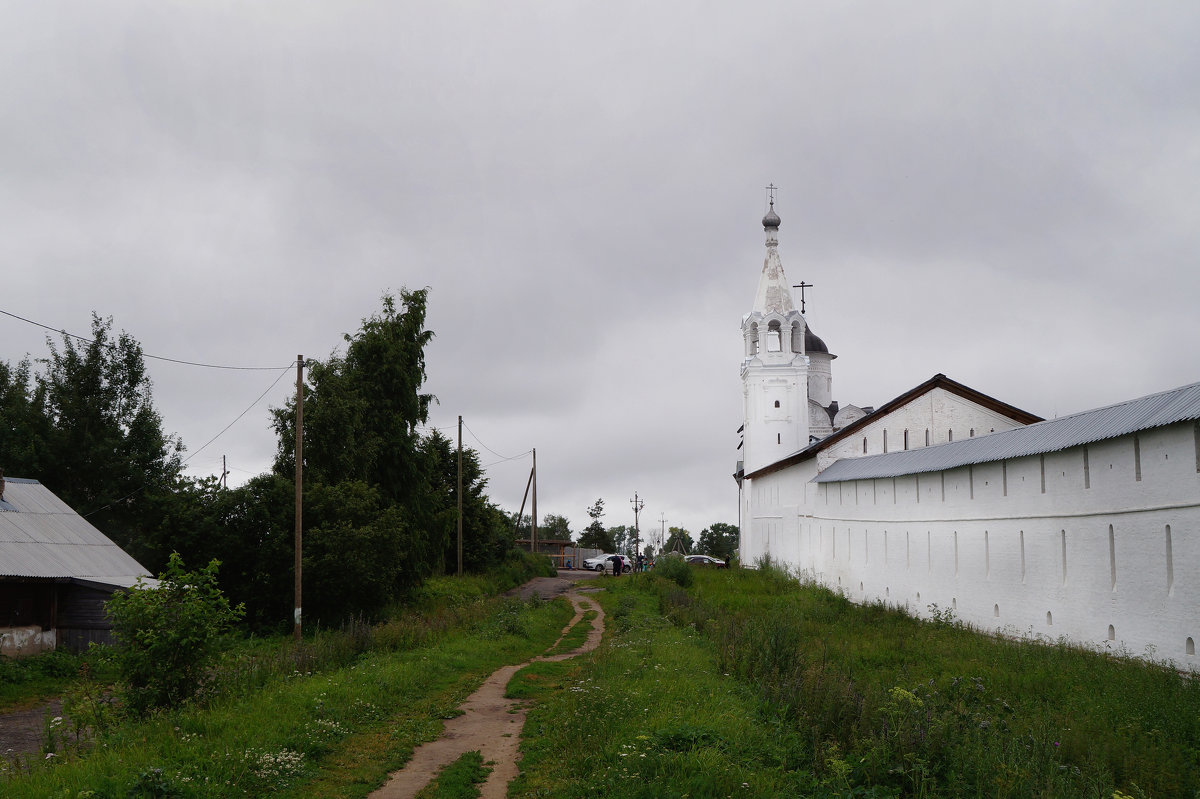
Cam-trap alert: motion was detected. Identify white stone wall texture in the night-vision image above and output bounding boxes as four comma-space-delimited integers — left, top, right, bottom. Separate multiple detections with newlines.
742, 420, 1200, 670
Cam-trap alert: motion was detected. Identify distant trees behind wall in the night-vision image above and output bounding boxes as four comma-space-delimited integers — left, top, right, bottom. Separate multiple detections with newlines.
569, 502, 739, 561
539, 513, 573, 542
576, 499, 612, 551
0, 291, 522, 632
664, 526, 694, 555
699, 522, 740, 561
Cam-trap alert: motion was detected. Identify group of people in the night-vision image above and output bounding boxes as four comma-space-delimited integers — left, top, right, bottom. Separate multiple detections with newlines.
608, 553, 649, 575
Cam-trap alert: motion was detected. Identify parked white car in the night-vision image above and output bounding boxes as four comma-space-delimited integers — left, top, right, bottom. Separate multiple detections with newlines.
583, 554, 613, 571
602, 555, 632, 575
583, 554, 632, 574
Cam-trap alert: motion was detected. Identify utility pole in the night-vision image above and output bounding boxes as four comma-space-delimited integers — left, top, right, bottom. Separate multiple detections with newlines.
457, 415, 463, 577
293, 355, 304, 644
659, 512, 667, 552
531, 449, 538, 555
220, 455, 229, 489
630, 493, 644, 560
513, 464, 534, 540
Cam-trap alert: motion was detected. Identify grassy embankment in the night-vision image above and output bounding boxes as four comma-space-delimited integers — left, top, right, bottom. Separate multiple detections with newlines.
508, 563, 1200, 798
7, 557, 1199, 797
0, 553, 566, 798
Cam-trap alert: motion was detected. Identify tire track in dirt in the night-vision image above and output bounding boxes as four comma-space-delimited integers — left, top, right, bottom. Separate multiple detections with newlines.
370, 587, 605, 799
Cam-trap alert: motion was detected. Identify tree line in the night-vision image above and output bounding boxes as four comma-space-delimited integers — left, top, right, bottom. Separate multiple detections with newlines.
0, 290, 518, 631
568, 498, 739, 560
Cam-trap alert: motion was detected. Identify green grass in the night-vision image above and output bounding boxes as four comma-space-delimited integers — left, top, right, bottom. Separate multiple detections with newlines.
543, 608, 597, 657
701, 565, 1200, 798
505, 568, 1200, 798
1, 593, 572, 797
508, 577, 816, 798
413, 750, 491, 799
8, 554, 1197, 798
0, 648, 113, 712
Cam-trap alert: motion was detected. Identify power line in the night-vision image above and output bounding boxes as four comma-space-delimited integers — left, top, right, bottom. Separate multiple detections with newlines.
0, 307, 293, 371
181, 366, 293, 465
480, 452, 532, 469
461, 420, 526, 461
82, 364, 293, 518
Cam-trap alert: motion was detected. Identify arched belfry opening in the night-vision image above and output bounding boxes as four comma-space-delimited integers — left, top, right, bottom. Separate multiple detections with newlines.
766, 320, 782, 352
744, 321, 760, 357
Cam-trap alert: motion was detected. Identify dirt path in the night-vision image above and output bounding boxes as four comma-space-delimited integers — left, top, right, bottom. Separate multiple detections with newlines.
370, 575, 605, 799
0, 570, 607, 787
503, 568, 601, 601
0, 699, 61, 760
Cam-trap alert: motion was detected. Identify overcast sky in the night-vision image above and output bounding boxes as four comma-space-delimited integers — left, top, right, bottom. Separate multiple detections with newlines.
3, 2, 1198, 544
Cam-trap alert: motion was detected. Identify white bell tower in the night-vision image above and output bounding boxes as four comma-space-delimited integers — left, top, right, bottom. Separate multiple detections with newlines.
740, 196, 811, 474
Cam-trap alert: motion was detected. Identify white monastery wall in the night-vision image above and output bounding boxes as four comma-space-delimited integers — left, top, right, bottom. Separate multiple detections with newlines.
742, 420, 1200, 668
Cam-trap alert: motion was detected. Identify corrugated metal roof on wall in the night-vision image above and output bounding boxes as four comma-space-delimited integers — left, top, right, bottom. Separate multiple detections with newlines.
0, 479, 151, 585
814, 380, 1200, 483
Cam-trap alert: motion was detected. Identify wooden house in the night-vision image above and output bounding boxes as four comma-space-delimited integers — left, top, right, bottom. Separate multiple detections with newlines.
0, 474, 152, 656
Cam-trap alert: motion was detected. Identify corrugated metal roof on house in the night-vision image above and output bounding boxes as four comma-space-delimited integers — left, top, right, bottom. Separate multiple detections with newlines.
814, 380, 1200, 483
0, 478, 151, 586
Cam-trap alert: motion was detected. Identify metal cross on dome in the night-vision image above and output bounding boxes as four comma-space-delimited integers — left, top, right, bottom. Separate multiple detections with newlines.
765, 183, 777, 207
793, 281, 813, 314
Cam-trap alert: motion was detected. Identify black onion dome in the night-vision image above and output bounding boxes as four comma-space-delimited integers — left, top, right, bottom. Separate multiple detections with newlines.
762, 206, 781, 228
805, 327, 829, 354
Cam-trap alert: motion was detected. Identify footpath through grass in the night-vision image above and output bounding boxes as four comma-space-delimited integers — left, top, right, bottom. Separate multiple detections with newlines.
0, 554, 568, 798
8, 560, 1198, 797
510, 566, 1200, 799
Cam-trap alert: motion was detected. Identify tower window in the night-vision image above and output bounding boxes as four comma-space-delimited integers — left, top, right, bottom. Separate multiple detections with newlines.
925, 429, 930, 446
970, 428, 975, 438
948, 429, 953, 442
1166, 524, 1174, 594
903, 429, 909, 450
774, 400, 780, 408
862, 437, 867, 454
777, 433, 781, 444
883, 430, 888, 453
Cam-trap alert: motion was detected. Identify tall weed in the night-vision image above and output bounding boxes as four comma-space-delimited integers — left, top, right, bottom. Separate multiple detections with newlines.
655, 566, 1200, 797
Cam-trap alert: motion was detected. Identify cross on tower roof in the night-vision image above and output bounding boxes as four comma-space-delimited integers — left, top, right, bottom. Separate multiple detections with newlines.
793, 281, 813, 314
765, 183, 777, 207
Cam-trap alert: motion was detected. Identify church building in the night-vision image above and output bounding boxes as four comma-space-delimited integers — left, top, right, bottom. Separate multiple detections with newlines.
737, 202, 1200, 669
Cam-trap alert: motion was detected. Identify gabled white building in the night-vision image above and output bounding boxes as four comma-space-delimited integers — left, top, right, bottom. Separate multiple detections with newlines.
737, 205, 1200, 668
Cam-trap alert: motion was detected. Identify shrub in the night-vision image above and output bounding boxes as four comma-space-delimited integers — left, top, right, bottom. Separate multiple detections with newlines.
654, 554, 693, 588
107, 553, 244, 716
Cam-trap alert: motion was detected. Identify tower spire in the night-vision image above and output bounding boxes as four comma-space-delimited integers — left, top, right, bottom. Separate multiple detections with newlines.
753, 188, 790, 314
741, 193, 811, 474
